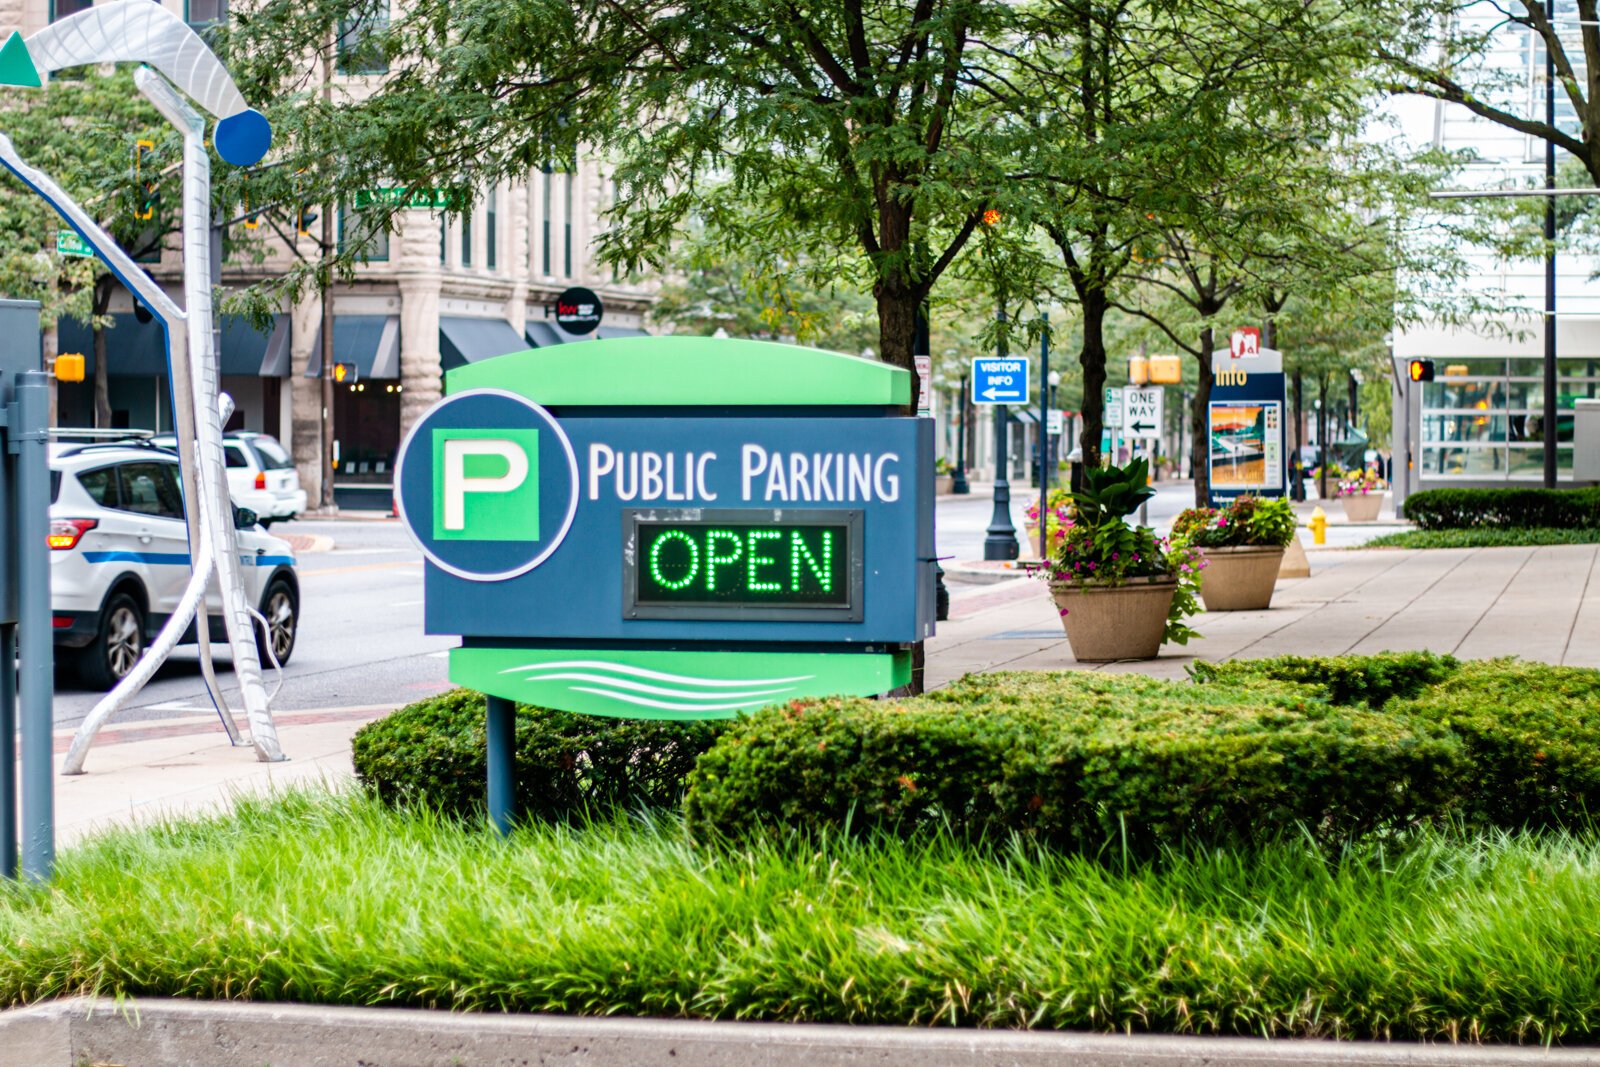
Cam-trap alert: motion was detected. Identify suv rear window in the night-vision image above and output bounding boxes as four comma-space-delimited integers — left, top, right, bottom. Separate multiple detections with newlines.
250, 437, 294, 470
77, 466, 118, 507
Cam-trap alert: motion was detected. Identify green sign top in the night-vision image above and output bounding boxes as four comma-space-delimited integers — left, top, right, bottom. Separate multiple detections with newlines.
354, 188, 457, 210
55, 230, 92, 258
444, 336, 911, 408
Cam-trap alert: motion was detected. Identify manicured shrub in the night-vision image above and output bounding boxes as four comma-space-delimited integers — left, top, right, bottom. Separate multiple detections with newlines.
352, 688, 727, 822
1189, 651, 1460, 708
1402, 487, 1600, 530
683, 671, 1467, 852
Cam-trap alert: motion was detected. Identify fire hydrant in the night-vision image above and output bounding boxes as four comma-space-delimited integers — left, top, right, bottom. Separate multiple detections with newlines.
1310, 506, 1328, 546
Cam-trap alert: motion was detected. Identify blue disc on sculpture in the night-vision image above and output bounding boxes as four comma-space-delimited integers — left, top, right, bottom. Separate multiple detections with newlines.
215, 108, 271, 166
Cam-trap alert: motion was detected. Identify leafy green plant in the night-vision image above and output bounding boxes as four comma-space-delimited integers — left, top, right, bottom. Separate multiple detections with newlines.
352, 689, 727, 821
1366, 527, 1600, 549
1070, 456, 1155, 526
1171, 496, 1296, 548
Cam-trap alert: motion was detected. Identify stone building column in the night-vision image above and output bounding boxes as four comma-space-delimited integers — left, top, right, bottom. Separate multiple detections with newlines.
398, 277, 442, 437
505, 180, 529, 331
290, 291, 325, 506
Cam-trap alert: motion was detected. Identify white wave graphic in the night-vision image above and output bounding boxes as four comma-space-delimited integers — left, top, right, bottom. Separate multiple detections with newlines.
568, 687, 784, 712
500, 659, 817, 712
499, 659, 812, 687
510, 671, 795, 701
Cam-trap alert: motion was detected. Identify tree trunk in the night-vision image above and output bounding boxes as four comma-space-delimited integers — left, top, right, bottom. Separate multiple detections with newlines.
1077, 287, 1108, 468
1190, 326, 1214, 507
873, 274, 920, 415
91, 274, 114, 429
1317, 374, 1330, 500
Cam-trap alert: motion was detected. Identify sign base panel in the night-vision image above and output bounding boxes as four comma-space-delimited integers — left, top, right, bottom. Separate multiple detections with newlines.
449, 646, 912, 720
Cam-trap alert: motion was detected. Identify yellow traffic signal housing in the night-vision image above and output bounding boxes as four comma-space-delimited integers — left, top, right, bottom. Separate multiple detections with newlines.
1408, 359, 1435, 383
1148, 355, 1182, 384
132, 139, 157, 221
1127, 355, 1149, 385
54, 352, 85, 383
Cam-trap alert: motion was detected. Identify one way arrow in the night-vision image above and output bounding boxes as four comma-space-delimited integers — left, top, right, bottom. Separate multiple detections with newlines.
1129, 420, 1155, 434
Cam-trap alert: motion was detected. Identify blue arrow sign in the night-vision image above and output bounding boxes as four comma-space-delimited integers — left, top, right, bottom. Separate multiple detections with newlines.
971, 357, 1028, 404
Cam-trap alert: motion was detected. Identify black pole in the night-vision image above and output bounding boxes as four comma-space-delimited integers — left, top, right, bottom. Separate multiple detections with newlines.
485, 695, 517, 836
1037, 314, 1050, 561
984, 304, 1018, 560
952, 374, 970, 493
1545, 35, 1559, 489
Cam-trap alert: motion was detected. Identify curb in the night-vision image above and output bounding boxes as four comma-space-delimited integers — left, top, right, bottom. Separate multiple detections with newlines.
2, 998, 1597, 1067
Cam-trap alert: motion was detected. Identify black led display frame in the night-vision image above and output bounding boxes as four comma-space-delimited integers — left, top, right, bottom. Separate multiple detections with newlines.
622, 508, 864, 622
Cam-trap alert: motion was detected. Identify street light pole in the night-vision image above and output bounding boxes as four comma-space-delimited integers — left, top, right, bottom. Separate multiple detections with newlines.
984, 303, 1018, 560
1036, 313, 1050, 562
952, 372, 970, 494
1545, 36, 1559, 489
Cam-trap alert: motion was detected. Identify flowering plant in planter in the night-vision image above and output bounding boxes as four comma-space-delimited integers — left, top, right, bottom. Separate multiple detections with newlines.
1337, 469, 1387, 497
1172, 496, 1296, 549
1041, 458, 1205, 647
1024, 487, 1074, 550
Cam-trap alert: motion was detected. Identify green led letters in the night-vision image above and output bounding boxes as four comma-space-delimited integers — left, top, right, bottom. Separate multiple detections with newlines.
705, 529, 743, 591
791, 530, 833, 592
647, 528, 699, 590
746, 529, 782, 591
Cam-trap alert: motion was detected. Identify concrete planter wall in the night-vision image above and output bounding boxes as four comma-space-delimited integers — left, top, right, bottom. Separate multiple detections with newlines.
1340, 493, 1383, 522
1198, 545, 1286, 611
935, 474, 955, 495
1048, 576, 1176, 662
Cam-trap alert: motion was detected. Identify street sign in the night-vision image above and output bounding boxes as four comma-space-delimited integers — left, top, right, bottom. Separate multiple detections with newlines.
971, 357, 1028, 404
1123, 386, 1163, 438
353, 187, 456, 210
1105, 386, 1123, 428
1230, 327, 1261, 360
913, 355, 931, 417
55, 230, 92, 257
1046, 409, 1064, 436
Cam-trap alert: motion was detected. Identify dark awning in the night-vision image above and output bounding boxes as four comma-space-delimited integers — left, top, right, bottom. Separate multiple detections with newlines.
525, 320, 651, 347
439, 316, 530, 372
57, 313, 169, 377
304, 315, 401, 379
220, 315, 290, 376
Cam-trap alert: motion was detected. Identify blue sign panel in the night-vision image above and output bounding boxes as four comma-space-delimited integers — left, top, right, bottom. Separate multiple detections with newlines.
1207, 348, 1288, 507
404, 414, 934, 645
395, 389, 580, 581
971, 357, 1028, 404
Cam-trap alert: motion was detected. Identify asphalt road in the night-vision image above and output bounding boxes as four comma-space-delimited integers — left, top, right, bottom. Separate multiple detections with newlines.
52, 517, 453, 730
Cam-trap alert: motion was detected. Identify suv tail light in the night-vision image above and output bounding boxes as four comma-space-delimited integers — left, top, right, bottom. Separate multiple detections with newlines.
48, 518, 97, 551
254, 471, 267, 490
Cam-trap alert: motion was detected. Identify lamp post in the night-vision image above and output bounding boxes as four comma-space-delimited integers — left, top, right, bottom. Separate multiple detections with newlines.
983, 304, 1019, 560
952, 372, 971, 494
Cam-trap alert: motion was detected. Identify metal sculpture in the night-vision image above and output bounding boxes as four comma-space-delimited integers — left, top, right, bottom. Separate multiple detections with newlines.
0, 1, 284, 771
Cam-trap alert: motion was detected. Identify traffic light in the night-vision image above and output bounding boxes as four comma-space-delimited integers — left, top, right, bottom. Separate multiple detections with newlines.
1408, 359, 1435, 383
132, 139, 157, 221
332, 362, 358, 384
297, 205, 319, 237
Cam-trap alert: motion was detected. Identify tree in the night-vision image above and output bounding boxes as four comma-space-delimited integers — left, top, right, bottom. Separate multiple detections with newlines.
270, 0, 1031, 412
0, 68, 179, 425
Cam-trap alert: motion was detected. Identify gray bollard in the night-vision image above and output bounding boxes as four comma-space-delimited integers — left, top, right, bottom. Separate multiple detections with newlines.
13, 372, 52, 880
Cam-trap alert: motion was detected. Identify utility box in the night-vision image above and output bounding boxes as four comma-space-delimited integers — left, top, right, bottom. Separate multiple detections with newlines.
0, 300, 42, 627
1578, 398, 1600, 483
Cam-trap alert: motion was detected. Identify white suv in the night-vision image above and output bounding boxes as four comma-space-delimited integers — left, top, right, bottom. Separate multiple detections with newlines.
49, 441, 301, 689
152, 431, 306, 527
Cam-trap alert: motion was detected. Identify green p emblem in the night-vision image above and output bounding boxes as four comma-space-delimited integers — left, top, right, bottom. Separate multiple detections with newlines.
432, 428, 541, 541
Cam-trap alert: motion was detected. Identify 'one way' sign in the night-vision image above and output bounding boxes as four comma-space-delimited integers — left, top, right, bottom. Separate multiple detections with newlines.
1122, 386, 1164, 438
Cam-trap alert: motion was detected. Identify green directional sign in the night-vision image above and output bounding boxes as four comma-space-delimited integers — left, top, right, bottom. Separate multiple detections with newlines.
354, 187, 456, 210
55, 230, 92, 258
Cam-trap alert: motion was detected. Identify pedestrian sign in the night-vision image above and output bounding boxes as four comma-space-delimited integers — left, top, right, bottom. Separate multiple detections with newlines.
971, 358, 1028, 404
1105, 386, 1123, 428
1123, 386, 1163, 438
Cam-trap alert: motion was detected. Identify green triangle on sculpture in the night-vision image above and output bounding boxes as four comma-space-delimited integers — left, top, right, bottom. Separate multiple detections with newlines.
0, 32, 41, 88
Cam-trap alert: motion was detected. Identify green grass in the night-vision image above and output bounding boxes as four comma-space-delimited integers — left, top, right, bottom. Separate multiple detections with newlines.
1364, 526, 1600, 549
5, 789, 1600, 1042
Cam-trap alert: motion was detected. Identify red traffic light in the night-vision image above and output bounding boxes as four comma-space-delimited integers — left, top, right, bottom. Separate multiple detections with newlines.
1408, 359, 1435, 383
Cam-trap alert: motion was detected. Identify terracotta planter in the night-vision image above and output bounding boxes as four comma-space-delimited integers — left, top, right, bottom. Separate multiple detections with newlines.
1198, 545, 1286, 611
1340, 493, 1384, 522
1048, 576, 1176, 662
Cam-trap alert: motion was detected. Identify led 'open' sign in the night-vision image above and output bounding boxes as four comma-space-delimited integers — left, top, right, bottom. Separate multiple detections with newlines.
623, 509, 864, 622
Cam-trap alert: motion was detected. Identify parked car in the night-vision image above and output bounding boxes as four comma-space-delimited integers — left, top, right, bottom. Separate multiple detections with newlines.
151, 431, 306, 527
48, 440, 300, 689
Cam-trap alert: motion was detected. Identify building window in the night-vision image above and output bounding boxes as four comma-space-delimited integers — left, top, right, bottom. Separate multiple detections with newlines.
337, 0, 389, 75
439, 216, 447, 265
185, 0, 227, 29
337, 203, 389, 262
460, 208, 472, 267
563, 172, 573, 277
486, 187, 497, 270
1418, 355, 1598, 481
49, 0, 92, 21
541, 170, 552, 276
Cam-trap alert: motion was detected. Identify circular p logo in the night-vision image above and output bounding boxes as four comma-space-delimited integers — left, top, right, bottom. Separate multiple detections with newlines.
395, 389, 578, 581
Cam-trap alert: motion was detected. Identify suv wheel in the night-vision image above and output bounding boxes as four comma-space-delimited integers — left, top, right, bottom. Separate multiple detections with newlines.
78, 592, 145, 690
257, 580, 297, 667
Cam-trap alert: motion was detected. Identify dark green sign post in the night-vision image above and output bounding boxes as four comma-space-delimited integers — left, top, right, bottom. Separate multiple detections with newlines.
397, 337, 936, 833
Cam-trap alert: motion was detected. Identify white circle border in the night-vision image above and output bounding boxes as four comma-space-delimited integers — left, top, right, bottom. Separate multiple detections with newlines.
393, 387, 582, 583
